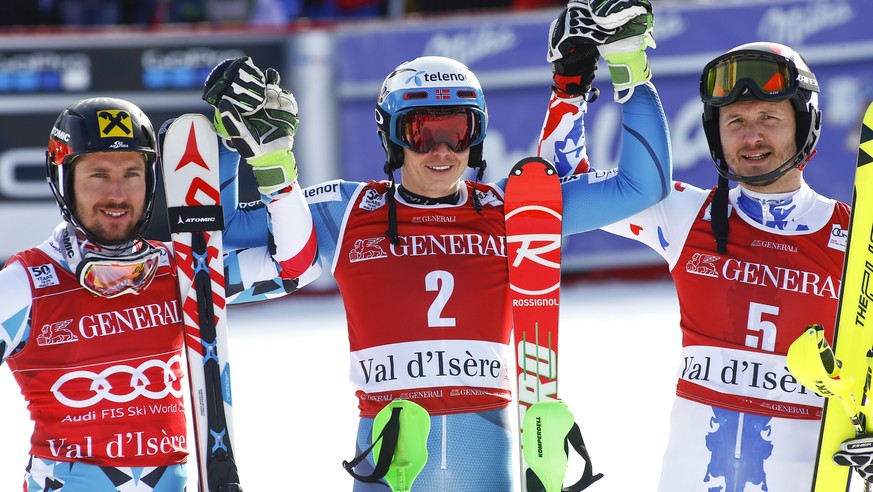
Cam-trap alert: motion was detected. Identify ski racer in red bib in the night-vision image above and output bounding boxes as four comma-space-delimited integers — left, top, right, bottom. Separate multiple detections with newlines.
207, 2, 668, 489
0, 97, 318, 491
541, 37, 872, 490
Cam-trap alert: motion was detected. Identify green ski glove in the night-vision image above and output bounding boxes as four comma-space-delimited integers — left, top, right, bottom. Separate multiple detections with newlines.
593, 0, 656, 102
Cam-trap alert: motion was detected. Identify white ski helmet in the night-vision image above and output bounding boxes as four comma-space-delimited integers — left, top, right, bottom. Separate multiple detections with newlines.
700, 41, 821, 183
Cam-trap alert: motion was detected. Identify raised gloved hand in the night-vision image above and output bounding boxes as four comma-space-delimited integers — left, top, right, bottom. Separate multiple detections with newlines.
590, 0, 651, 29
203, 57, 268, 116
547, 1, 617, 101
203, 58, 299, 195
592, 0, 655, 103
833, 436, 873, 482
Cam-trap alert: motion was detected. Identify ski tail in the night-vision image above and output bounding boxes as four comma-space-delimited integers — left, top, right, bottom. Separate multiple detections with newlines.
523, 400, 603, 492
342, 399, 431, 492
806, 101, 873, 491
161, 114, 242, 492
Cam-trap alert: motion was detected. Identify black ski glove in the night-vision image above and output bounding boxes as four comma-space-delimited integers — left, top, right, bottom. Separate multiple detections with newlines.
547, 1, 616, 100
202, 56, 268, 116
833, 435, 873, 482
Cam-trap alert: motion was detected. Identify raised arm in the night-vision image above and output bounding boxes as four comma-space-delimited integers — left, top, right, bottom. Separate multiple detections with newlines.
536, 0, 671, 234
556, 83, 670, 235
201, 57, 322, 301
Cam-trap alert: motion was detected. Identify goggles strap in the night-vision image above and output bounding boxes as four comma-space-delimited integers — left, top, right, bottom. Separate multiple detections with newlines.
60, 222, 160, 297
385, 172, 400, 247
60, 223, 86, 273
711, 173, 730, 254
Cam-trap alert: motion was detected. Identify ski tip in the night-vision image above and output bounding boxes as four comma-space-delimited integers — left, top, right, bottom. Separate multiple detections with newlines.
859, 102, 873, 168
509, 157, 557, 177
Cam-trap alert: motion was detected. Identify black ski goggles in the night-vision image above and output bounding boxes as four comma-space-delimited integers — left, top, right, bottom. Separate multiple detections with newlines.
700, 51, 819, 107
395, 107, 485, 154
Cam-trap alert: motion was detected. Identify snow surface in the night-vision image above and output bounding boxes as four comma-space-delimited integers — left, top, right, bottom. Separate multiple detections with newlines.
0, 278, 860, 490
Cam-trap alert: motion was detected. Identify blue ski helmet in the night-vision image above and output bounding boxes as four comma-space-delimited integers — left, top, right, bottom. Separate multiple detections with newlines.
375, 56, 488, 173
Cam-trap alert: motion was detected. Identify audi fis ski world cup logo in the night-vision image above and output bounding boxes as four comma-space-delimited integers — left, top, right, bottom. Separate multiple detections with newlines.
506, 205, 562, 300
51, 354, 185, 408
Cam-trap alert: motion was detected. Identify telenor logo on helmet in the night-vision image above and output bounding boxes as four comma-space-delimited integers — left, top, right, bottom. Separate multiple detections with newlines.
406, 71, 467, 86
423, 72, 467, 82
97, 109, 134, 138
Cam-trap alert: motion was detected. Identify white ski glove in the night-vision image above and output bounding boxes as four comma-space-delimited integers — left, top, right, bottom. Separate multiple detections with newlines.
547, 1, 617, 100
592, 0, 655, 103
203, 57, 299, 195
833, 436, 873, 482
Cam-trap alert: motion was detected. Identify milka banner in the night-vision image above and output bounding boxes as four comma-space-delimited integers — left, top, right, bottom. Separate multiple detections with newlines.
334, 0, 873, 271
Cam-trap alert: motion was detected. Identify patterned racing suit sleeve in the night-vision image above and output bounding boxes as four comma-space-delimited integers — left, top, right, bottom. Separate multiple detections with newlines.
218, 137, 322, 304
0, 262, 32, 364
533, 81, 672, 235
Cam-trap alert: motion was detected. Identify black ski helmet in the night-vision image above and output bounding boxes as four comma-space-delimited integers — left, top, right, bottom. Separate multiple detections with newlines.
46, 97, 158, 243
700, 42, 822, 183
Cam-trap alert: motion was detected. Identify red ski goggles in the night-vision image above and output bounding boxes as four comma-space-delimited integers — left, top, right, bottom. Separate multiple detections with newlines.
700, 51, 818, 107
77, 246, 161, 298
396, 107, 484, 153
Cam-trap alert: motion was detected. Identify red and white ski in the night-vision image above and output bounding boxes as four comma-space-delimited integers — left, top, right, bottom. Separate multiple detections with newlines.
505, 157, 564, 492
161, 114, 242, 492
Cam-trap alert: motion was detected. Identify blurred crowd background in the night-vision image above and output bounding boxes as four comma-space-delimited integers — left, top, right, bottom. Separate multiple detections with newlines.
0, 0, 864, 276
0, 0, 698, 27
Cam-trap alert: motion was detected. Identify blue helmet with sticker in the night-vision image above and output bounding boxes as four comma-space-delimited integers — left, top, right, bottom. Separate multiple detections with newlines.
375, 56, 488, 173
